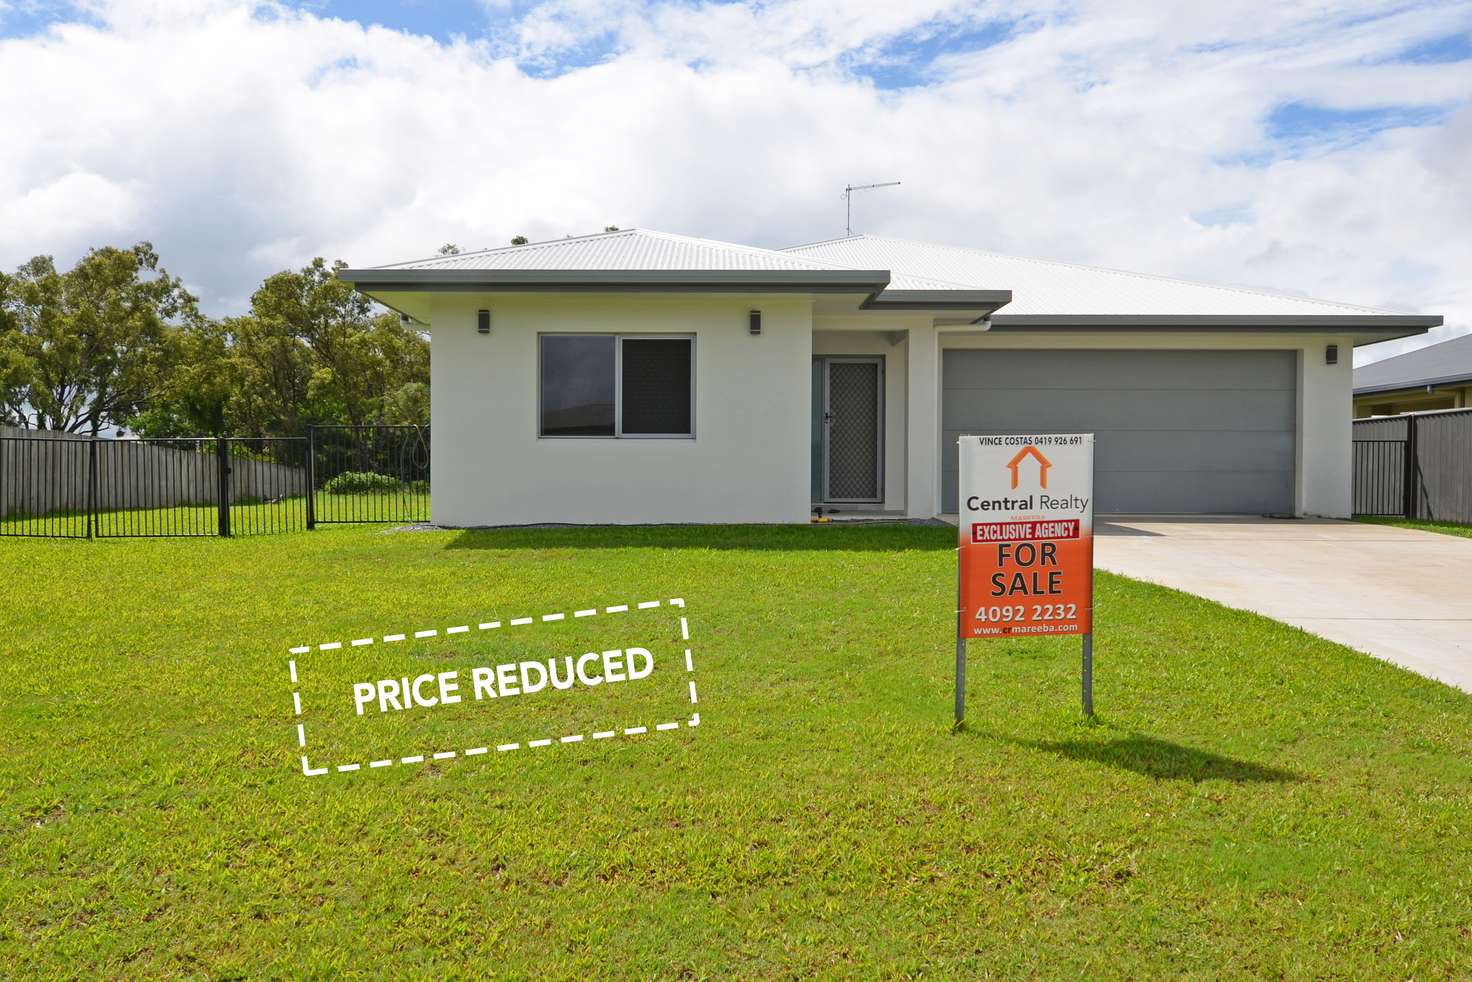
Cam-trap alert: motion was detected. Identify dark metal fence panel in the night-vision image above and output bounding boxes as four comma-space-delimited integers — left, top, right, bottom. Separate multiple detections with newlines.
2, 425, 424, 539
1351, 440, 1406, 517
0, 437, 92, 538
92, 438, 221, 537
1351, 415, 1409, 442
1353, 409, 1472, 523
226, 437, 310, 536
311, 425, 430, 525
1411, 408, 1472, 523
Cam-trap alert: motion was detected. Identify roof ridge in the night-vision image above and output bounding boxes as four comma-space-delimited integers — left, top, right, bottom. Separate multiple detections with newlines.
373, 227, 642, 270
789, 233, 1412, 316
782, 232, 871, 251
376, 227, 871, 272
633, 228, 875, 270
777, 235, 980, 289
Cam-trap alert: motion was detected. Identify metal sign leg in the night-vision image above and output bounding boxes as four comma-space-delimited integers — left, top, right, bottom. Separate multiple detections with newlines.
1081, 633, 1094, 717
954, 637, 966, 728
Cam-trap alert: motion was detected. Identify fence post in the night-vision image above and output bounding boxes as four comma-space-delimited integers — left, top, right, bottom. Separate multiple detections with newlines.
87, 440, 98, 539
217, 437, 232, 538
305, 427, 317, 531
1402, 414, 1419, 520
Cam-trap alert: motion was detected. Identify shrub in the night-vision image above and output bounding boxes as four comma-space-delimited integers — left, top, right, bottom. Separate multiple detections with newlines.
406, 479, 430, 495
323, 471, 402, 495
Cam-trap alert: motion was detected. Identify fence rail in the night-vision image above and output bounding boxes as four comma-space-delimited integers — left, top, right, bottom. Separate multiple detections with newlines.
0, 425, 429, 539
1353, 408, 1472, 523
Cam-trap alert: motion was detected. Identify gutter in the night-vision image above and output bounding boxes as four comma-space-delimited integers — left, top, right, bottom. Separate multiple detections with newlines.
986, 313, 1441, 343
338, 267, 893, 294
860, 289, 1013, 324
987, 314, 1443, 328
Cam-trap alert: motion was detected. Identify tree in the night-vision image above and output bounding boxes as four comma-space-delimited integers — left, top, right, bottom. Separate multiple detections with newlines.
0, 243, 198, 435
125, 319, 233, 436
510, 235, 529, 245
0, 269, 32, 426
437, 243, 462, 255
604, 225, 620, 232
176, 258, 430, 437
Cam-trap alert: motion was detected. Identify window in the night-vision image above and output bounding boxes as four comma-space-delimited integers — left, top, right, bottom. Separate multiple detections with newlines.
539, 335, 694, 438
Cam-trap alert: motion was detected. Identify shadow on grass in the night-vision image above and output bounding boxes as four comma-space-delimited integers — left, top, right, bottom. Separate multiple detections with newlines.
442, 522, 956, 552
1023, 734, 1303, 784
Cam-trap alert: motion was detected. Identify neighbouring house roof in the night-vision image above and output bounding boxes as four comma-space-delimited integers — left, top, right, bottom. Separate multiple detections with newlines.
783, 234, 1442, 331
1354, 333, 1472, 396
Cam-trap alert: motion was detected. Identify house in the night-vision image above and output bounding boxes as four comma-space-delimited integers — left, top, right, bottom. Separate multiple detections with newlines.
339, 229, 1440, 525
1353, 333, 1472, 418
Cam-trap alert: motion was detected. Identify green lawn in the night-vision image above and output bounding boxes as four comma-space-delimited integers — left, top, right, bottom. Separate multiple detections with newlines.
1356, 516, 1472, 539
2, 524, 1470, 977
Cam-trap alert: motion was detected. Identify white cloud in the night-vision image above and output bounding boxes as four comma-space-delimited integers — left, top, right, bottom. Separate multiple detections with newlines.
0, 0, 1468, 365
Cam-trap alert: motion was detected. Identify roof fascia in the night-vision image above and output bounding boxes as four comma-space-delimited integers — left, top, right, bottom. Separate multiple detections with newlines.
859, 289, 1012, 325
988, 314, 1442, 328
339, 268, 891, 293
860, 289, 1012, 310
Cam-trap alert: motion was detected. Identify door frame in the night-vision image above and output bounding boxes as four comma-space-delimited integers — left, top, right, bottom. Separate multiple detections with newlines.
813, 355, 885, 505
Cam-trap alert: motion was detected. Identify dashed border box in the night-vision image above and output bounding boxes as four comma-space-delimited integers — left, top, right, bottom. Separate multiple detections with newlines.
287, 597, 698, 777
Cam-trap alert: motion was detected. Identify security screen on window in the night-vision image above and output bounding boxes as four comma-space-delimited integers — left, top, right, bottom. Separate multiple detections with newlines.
539, 335, 693, 437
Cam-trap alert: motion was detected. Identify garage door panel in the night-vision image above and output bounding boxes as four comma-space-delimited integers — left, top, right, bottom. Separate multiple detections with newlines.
942, 349, 1297, 391
1094, 430, 1296, 471
940, 431, 1296, 493
941, 389, 1295, 432
1094, 470, 1295, 514
940, 349, 1296, 514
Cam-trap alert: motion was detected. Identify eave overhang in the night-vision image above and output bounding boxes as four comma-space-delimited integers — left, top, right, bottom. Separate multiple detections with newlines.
339, 267, 893, 294
986, 313, 1441, 345
859, 289, 1012, 323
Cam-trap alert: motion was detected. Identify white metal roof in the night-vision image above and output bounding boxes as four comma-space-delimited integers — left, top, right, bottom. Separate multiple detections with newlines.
783, 234, 1416, 320
347, 228, 1438, 333
368, 228, 964, 289
376, 228, 856, 273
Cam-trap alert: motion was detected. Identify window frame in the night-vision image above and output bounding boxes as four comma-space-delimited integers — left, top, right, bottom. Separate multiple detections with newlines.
537, 333, 696, 440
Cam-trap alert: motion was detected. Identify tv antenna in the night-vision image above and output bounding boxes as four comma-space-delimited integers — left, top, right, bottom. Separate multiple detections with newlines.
842, 181, 900, 236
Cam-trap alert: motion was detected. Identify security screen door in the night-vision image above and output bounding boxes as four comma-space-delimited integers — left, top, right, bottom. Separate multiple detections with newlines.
814, 357, 884, 503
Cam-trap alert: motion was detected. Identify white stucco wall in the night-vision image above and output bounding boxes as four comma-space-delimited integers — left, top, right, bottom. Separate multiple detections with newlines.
930, 330, 1358, 518
429, 293, 813, 526
429, 293, 1357, 524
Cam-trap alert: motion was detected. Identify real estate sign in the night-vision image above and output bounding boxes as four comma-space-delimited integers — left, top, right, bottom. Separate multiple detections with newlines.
957, 433, 1095, 640
954, 433, 1097, 722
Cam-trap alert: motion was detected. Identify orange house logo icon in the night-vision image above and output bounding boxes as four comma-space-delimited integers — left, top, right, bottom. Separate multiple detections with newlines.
1006, 445, 1052, 489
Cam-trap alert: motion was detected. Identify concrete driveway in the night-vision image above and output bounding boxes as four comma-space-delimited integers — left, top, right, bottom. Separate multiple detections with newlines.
1095, 517, 1472, 693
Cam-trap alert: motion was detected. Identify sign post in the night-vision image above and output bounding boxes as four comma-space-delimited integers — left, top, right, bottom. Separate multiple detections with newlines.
955, 433, 1095, 724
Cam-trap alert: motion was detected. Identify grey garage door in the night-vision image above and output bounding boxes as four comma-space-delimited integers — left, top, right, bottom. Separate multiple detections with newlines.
941, 349, 1296, 514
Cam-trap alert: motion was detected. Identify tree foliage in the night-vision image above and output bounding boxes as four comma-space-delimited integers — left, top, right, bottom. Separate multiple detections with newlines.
0, 243, 199, 434
1, 247, 429, 438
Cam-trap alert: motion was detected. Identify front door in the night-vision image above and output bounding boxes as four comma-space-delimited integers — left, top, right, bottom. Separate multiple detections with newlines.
812, 357, 884, 504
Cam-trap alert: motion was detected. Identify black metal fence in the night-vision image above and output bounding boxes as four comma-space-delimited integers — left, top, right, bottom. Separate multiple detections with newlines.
1353, 409, 1472, 523
0, 425, 429, 539
310, 425, 430, 526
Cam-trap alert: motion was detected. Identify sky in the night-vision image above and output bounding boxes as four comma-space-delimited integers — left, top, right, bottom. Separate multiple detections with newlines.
1, 0, 1470, 365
